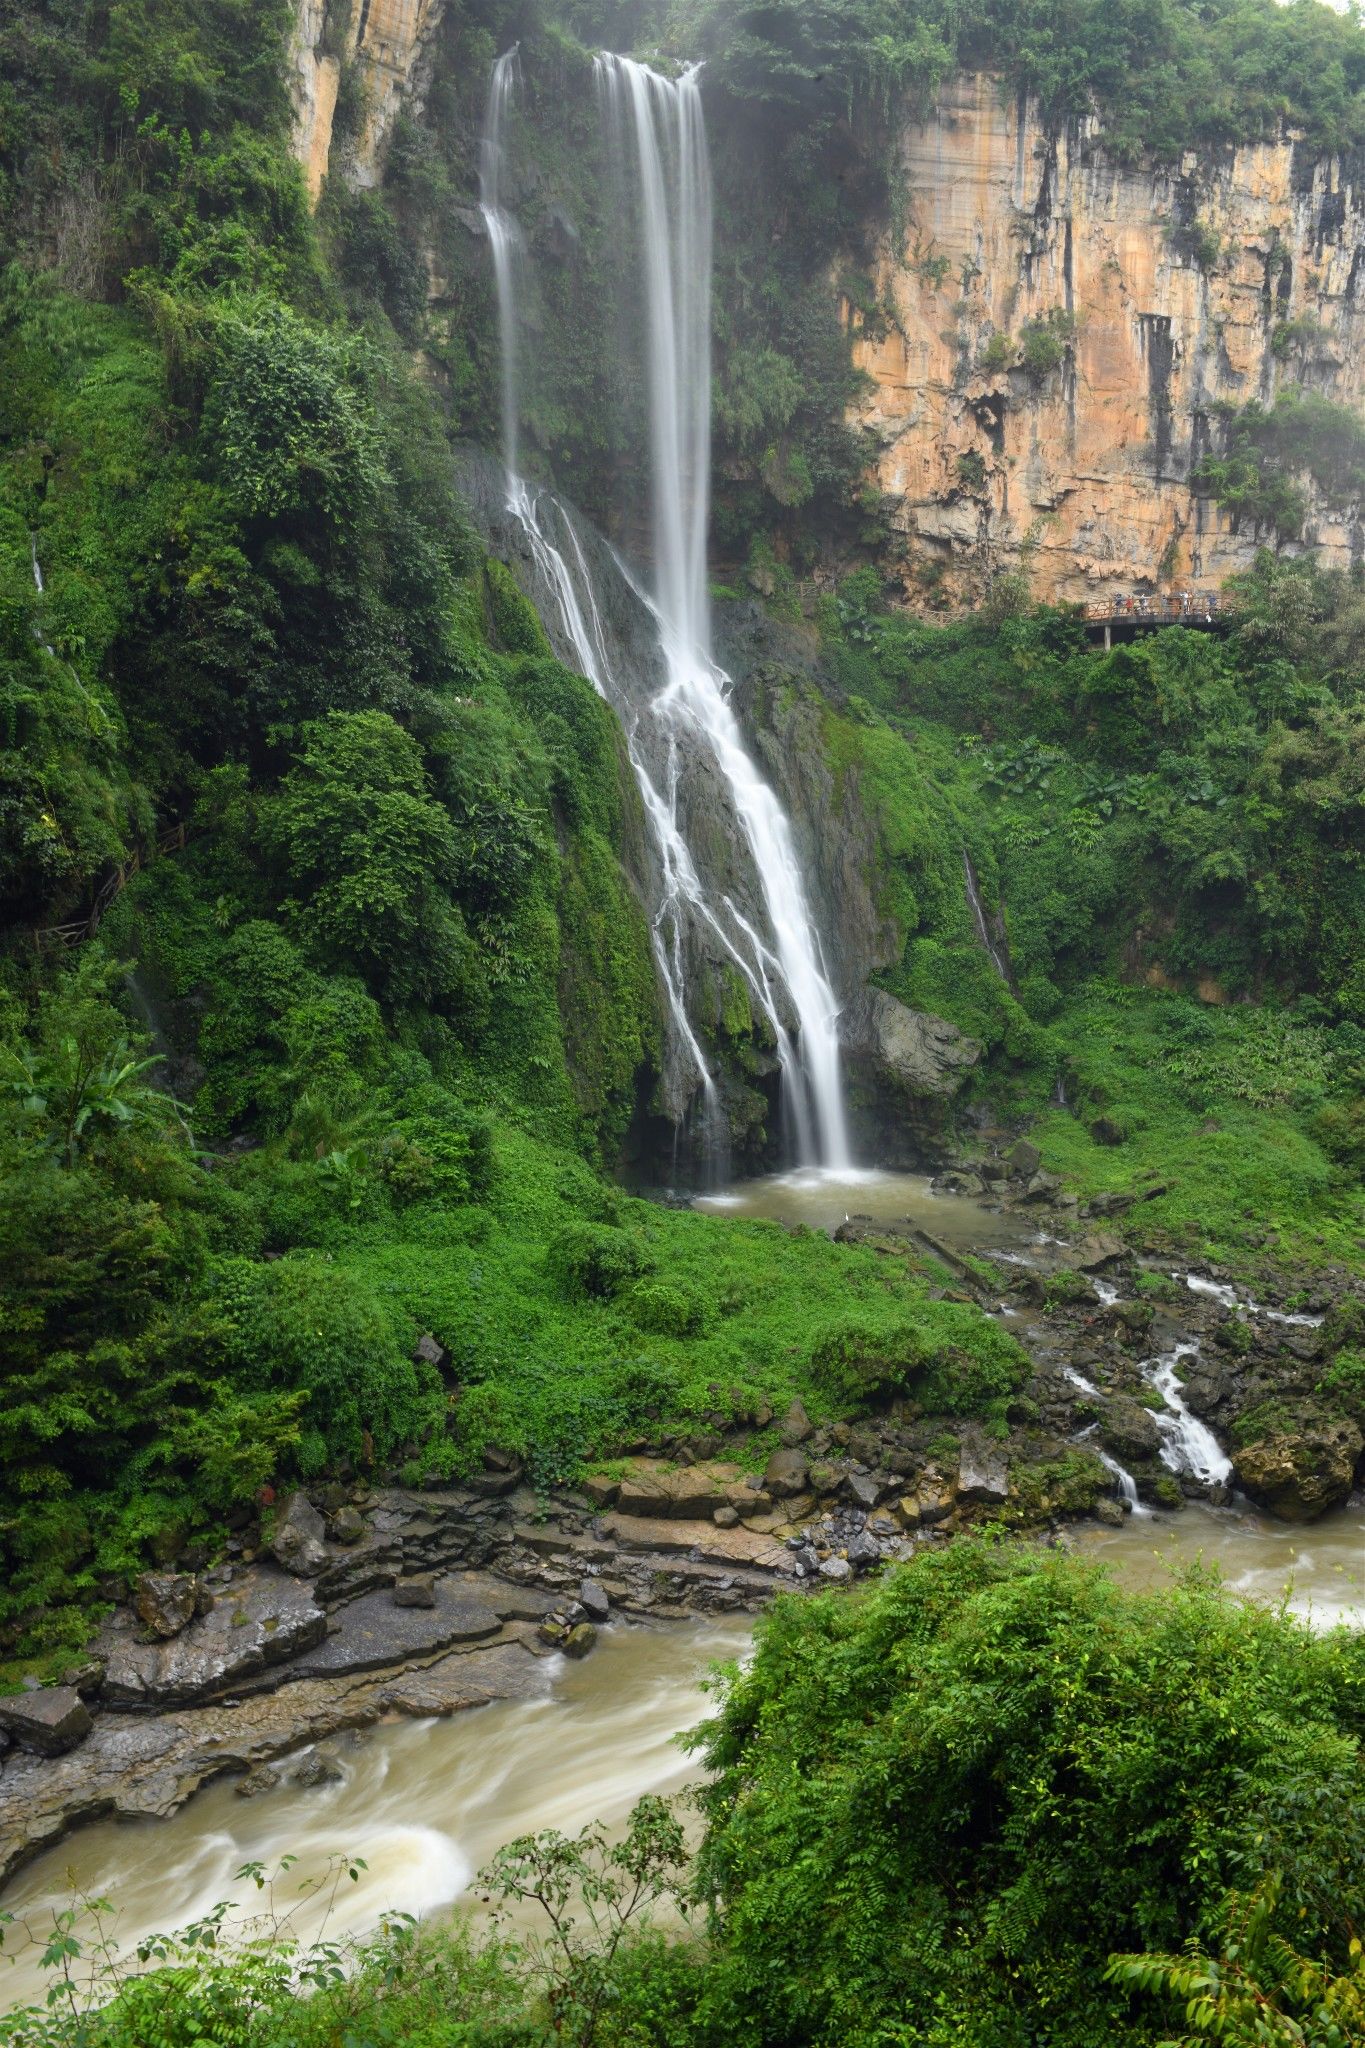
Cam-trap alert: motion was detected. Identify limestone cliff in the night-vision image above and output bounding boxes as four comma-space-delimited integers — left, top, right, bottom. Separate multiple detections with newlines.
851, 73, 1365, 607
291, 0, 443, 201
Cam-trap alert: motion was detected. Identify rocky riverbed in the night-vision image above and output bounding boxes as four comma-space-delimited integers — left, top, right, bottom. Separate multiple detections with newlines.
2, 1151, 1362, 1899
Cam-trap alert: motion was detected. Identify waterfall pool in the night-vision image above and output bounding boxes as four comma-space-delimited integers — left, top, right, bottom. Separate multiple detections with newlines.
693, 1165, 1045, 1249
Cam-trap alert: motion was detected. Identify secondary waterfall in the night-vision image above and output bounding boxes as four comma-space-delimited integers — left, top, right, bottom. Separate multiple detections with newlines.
479, 50, 849, 1169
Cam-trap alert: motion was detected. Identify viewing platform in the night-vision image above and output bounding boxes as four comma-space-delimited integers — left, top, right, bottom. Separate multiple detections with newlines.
1082, 595, 1229, 648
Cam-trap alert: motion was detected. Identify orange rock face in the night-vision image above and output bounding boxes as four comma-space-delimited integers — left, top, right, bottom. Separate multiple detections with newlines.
291, 0, 443, 201
850, 73, 1365, 607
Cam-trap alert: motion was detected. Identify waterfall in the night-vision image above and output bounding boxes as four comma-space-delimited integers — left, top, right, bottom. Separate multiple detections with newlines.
963, 849, 1011, 985
479, 50, 850, 1168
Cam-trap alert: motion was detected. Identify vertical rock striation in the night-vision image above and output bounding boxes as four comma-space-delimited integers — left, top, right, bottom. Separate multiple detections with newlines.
290, 0, 445, 201
852, 73, 1365, 605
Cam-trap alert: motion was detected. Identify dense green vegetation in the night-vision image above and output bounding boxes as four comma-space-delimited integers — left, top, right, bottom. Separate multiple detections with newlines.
3, 2, 1365, 2042
5, 1545, 1365, 2047
783, 552, 1365, 1268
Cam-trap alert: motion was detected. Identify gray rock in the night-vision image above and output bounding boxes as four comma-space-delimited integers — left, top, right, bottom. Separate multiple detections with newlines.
0, 1688, 92, 1757
1004, 1138, 1042, 1178
1094, 1498, 1127, 1527
579, 1580, 610, 1623
713, 1505, 740, 1528
818, 1557, 853, 1582
846, 1532, 882, 1569
329, 1505, 366, 1546
393, 1574, 437, 1609
778, 1399, 813, 1446
134, 1572, 198, 1640
763, 1447, 810, 1499
958, 1445, 1009, 1505
289, 1582, 501, 1679
844, 1472, 880, 1510
100, 1566, 327, 1706
269, 1492, 328, 1577
414, 1333, 449, 1372
841, 988, 978, 1099
291, 1747, 345, 1788
235, 1766, 280, 1798
1099, 1398, 1162, 1461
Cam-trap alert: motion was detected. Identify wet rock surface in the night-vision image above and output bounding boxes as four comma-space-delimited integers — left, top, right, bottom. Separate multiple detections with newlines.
98, 1567, 327, 1707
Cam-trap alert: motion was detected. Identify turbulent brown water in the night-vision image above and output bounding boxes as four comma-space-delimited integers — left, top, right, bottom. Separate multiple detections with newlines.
0, 1619, 752, 2009
5, 1517, 1364, 2012
1072, 1499, 1365, 1627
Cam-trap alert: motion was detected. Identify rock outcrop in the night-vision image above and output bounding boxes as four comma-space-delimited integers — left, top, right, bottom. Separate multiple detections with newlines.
851, 73, 1365, 606
291, 0, 444, 201
842, 987, 979, 1097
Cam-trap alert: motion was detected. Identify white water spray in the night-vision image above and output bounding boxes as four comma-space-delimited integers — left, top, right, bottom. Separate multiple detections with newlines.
479, 50, 849, 1166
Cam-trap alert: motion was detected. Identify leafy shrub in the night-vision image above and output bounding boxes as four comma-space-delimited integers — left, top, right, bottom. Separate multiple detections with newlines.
627, 1280, 706, 1338
546, 1221, 652, 1300
690, 1541, 1365, 2048
210, 1256, 433, 1473
811, 1318, 928, 1407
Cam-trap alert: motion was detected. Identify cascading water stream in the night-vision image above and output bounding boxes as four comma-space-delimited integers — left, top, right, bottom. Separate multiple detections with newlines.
478, 48, 849, 1168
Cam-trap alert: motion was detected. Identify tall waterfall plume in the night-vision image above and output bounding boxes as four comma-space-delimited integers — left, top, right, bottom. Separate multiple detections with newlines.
480, 50, 849, 1169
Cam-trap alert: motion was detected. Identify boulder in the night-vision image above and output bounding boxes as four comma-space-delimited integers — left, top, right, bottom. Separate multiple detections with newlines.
563, 1623, 597, 1659
843, 1471, 880, 1510
777, 1399, 814, 1446
291, 1747, 345, 1789
1072, 1235, 1127, 1271
583, 1474, 620, 1510
846, 1532, 882, 1570
134, 1572, 198, 1640
915, 1471, 958, 1526
414, 1333, 449, 1372
957, 1443, 1009, 1505
269, 1492, 328, 1576
763, 1447, 810, 1500
0, 1688, 92, 1757
1234, 1414, 1363, 1522
713, 1505, 739, 1528
818, 1557, 853, 1582
393, 1574, 437, 1608
100, 1565, 327, 1706
840, 988, 979, 1099
616, 1466, 728, 1519
329, 1505, 366, 1546
235, 1766, 280, 1799
1099, 1398, 1163, 1461
579, 1580, 610, 1623
1004, 1138, 1042, 1178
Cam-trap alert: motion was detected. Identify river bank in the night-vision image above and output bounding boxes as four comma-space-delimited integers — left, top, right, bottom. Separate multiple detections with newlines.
2, 1162, 1361, 1915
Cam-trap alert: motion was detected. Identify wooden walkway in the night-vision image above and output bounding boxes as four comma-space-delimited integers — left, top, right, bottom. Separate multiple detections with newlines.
33, 822, 188, 950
